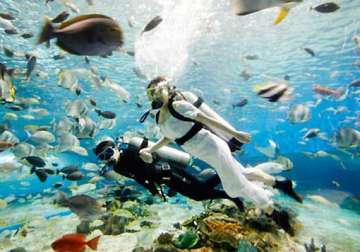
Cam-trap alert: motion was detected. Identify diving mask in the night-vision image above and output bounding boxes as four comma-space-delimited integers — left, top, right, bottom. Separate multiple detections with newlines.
97, 146, 115, 161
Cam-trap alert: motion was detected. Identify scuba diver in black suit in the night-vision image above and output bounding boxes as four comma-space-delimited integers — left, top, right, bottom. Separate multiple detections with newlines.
94, 136, 245, 210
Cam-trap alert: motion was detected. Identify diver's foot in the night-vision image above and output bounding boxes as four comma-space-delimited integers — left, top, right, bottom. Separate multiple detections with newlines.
233, 198, 245, 212
268, 209, 295, 236
274, 179, 303, 203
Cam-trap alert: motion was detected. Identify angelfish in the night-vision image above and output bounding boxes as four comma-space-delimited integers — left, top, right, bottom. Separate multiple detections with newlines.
231, 0, 303, 25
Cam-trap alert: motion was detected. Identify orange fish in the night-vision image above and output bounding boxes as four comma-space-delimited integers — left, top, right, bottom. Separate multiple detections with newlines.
0, 141, 15, 151
51, 234, 100, 252
312, 84, 345, 99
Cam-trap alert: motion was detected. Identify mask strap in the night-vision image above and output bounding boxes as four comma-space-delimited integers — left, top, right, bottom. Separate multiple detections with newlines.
139, 110, 151, 123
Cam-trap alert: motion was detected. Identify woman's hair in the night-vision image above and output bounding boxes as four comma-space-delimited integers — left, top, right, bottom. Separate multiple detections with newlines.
147, 76, 167, 90
147, 76, 179, 98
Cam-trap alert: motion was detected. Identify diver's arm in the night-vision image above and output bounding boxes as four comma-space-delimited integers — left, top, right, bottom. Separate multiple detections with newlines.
148, 136, 172, 153
195, 112, 251, 143
139, 136, 172, 163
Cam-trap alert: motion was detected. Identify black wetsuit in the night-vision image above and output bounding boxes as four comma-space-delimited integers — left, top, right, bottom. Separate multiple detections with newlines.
112, 143, 244, 210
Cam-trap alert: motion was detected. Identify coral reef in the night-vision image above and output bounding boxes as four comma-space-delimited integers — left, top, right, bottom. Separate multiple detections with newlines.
150, 200, 300, 252
304, 238, 326, 252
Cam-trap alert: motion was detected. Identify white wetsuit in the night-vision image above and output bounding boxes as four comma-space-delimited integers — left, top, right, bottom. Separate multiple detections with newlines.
158, 100, 274, 209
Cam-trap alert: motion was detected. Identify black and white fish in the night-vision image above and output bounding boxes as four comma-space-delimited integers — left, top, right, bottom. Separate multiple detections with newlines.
256, 82, 292, 102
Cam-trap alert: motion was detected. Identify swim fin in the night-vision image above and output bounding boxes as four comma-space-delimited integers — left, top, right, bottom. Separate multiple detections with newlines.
274, 179, 303, 203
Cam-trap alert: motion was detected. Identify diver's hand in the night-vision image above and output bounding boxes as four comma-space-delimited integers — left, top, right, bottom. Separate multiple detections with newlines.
234, 131, 251, 144
139, 148, 153, 163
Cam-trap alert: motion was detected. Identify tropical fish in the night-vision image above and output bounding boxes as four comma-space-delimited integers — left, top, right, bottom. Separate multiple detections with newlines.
58, 165, 79, 174
333, 128, 360, 149
354, 35, 360, 49
89, 98, 97, 106
44, 168, 56, 175
51, 233, 100, 252
304, 47, 315, 57
240, 69, 251, 81
95, 109, 116, 119
0, 16, 17, 31
29, 108, 49, 117
350, 79, 360, 88
244, 54, 259, 60
38, 14, 123, 56
0, 199, 8, 209
0, 140, 16, 151
25, 55, 37, 80
255, 81, 292, 102
65, 171, 84, 181
71, 146, 89, 156
58, 69, 78, 90
28, 130, 55, 145
311, 2, 340, 13
0, 13, 15, 20
0, 130, 19, 143
307, 194, 338, 208
70, 183, 96, 195
53, 54, 66, 60
66, 99, 88, 118
64, 1, 80, 14
4, 28, 18, 34
51, 11, 70, 23
3, 46, 14, 57
74, 116, 97, 139
53, 182, 63, 188
55, 191, 104, 220
253, 161, 290, 174
288, 104, 311, 124
103, 78, 130, 102
255, 139, 279, 158
0, 63, 16, 102
231, 0, 302, 25
232, 98, 248, 108
53, 117, 74, 136
57, 133, 80, 152
303, 128, 320, 139
13, 142, 35, 158
312, 84, 347, 100
21, 33, 34, 39
34, 168, 48, 182
274, 155, 293, 169
4, 112, 18, 120
142, 16, 163, 34
23, 156, 46, 168
98, 118, 116, 130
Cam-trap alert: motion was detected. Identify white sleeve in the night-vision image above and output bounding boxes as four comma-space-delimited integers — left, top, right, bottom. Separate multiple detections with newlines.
172, 100, 201, 120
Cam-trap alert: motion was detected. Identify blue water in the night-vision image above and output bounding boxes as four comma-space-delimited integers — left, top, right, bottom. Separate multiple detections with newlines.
0, 0, 359, 251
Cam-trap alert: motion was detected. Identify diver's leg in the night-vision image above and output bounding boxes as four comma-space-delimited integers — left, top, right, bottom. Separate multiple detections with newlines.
184, 131, 274, 210
197, 168, 221, 188
244, 168, 303, 203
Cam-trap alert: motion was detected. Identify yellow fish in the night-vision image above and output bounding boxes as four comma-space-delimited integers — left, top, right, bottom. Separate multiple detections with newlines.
231, 0, 302, 25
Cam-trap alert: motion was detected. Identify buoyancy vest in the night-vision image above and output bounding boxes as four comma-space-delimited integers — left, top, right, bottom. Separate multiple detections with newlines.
155, 92, 243, 151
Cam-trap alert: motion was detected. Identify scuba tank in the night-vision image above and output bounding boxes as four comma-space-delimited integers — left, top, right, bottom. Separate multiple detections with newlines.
128, 136, 191, 166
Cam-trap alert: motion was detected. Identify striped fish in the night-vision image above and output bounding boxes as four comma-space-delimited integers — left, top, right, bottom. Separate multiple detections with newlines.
256, 82, 292, 102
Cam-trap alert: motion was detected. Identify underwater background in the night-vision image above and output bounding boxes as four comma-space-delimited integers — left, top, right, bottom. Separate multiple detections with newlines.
0, 0, 359, 251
